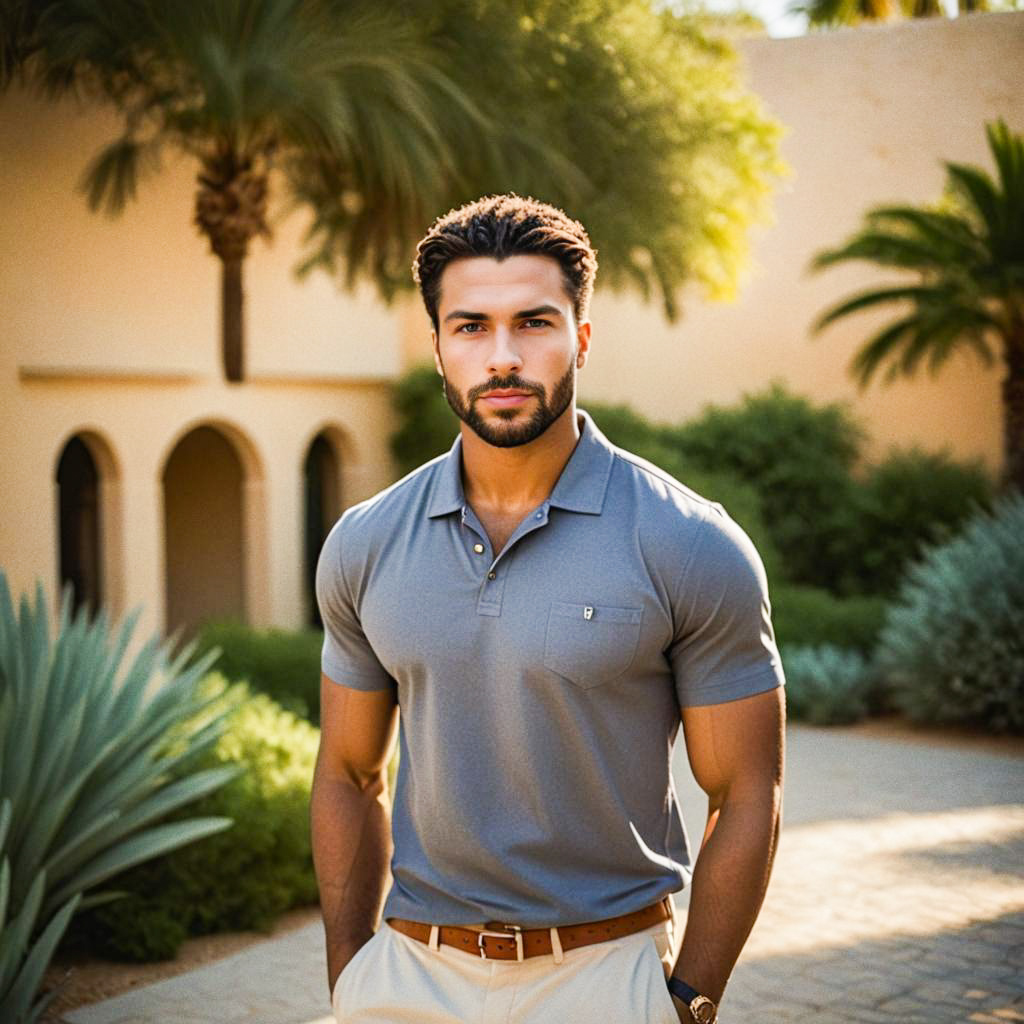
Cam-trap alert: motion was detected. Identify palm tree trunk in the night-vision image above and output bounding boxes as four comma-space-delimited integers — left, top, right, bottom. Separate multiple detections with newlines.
1004, 333, 1024, 493
222, 257, 244, 383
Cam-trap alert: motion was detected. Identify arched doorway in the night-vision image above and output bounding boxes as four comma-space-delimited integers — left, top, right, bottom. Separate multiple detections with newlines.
162, 425, 247, 638
56, 436, 102, 616
303, 431, 343, 628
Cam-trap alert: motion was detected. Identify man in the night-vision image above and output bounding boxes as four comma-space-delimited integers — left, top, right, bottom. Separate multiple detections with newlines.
312, 194, 785, 1024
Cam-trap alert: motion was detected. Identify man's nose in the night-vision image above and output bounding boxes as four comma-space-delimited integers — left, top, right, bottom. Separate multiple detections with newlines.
486, 327, 522, 376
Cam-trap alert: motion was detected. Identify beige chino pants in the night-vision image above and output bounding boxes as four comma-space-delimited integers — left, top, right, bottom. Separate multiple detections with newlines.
331, 906, 683, 1024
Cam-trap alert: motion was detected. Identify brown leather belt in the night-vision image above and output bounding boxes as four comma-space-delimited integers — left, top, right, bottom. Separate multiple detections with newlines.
387, 896, 672, 962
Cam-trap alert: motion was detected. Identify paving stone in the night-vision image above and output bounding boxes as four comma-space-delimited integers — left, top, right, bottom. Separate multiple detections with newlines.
58, 725, 1024, 1024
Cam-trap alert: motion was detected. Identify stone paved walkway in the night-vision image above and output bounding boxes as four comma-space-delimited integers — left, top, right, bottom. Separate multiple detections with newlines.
63, 724, 1024, 1024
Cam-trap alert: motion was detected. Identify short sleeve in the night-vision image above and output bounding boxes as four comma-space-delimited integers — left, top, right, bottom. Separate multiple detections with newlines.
315, 518, 395, 692
668, 507, 785, 708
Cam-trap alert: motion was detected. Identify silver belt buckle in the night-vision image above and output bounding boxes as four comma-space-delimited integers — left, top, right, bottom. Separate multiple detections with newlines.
477, 925, 524, 962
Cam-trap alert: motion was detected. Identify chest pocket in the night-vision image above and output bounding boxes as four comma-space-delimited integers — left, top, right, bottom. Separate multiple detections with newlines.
543, 602, 643, 689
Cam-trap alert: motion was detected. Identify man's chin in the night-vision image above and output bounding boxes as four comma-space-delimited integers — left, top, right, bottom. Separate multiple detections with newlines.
467, 413, 548, 449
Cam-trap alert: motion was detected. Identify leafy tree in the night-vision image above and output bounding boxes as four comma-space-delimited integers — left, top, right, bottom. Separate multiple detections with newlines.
2, 0, 783, 380
809, 118, 1024, 491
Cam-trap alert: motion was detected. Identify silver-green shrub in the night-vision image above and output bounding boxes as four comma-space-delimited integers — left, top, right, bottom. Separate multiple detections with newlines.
0, 574, 237, 1021
876, 493, 1024, 733
780, 644, 874, 725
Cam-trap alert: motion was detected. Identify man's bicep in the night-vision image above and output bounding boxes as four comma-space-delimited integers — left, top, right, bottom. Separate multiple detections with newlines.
681, 687, 785, 802
318, 672, 398, 785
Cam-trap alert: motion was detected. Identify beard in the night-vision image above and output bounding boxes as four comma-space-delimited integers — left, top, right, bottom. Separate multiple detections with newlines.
442, 358, 576, 448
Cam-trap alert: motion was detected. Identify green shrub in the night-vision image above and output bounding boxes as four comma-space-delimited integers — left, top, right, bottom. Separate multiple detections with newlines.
390, 363, 459, 477
67, 675, 320, 961
0, 573, 233, 1021
780, 645, 875, 725
190, 620, 322, 724
771, 583, 887, 652
876, 493, 1024, 733
838, 447, 994, 596
663, 383, 865, 591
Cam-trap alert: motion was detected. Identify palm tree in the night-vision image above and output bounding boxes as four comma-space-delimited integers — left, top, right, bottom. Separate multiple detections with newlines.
789, 0, 898, 28
3, 0, 485, 382
809, 118, 1024, 490
790, 0, 990, 28
4, 0, 786, 371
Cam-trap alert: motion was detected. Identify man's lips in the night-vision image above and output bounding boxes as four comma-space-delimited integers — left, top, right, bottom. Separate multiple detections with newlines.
479, 388, 535, 407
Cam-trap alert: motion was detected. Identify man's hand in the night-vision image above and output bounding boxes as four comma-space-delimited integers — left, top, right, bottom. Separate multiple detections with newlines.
670, 992, 690, 1022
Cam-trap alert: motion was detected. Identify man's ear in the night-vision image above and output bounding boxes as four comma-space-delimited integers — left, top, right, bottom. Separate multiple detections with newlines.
431, 329, 444, 377
575, 320, 592, 370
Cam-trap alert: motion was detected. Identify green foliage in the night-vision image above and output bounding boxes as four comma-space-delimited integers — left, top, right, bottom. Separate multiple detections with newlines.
780, 645, 875, 725
67, 675, 320, 961
664, 383, 865, 589
771, 584, 887, 652
188, 620, 322, 724
838, 448, 994, 595
877, 493, 1024, 733
390, 363, 459, 478
0, 572, 234, 1020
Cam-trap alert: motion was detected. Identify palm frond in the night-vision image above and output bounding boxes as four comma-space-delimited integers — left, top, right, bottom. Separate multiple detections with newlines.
811, 221, 964, 274
811, 284, 974, 332
77, 133, 162, 215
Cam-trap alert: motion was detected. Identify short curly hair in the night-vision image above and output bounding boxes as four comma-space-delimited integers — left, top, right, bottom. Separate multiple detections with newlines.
413, 194, 598, 330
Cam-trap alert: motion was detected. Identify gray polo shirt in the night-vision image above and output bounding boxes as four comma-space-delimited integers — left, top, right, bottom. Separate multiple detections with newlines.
316, 409, 784, 927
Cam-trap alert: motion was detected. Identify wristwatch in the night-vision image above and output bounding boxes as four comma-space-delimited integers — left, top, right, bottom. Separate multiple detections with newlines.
667, 976, 718, 1023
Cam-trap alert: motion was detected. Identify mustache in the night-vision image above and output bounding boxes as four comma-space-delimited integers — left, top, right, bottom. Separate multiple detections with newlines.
467, 375, 544, 402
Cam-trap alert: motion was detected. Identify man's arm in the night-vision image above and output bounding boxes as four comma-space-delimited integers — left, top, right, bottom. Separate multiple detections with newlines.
311, 671, 398, 1000
670, 686, 785, 1016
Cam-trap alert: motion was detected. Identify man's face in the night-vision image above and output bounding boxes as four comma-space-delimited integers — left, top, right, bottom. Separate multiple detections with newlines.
432, 254, 591, 449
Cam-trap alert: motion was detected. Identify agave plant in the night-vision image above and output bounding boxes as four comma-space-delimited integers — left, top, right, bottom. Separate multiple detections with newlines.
0, 572, 238, 1022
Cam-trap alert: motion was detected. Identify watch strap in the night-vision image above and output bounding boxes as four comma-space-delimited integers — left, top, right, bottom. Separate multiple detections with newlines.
666, 976, 718, 1023
667, 976, 701, 1005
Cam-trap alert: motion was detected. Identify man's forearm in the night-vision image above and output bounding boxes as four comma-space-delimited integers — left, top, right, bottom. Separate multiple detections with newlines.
671, 785, 781, 1005
310, 761, 392, 994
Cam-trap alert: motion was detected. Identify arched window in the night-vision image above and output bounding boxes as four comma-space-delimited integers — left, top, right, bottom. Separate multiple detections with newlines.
57, 436, 102, 616
303, 432, 342, 628
162, 425, 246, 637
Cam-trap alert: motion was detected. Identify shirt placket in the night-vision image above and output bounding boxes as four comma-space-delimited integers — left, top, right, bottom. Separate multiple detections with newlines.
460, 502, 551, 617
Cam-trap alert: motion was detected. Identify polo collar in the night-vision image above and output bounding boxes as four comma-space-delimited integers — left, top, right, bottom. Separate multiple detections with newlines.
425, 408, 615, 519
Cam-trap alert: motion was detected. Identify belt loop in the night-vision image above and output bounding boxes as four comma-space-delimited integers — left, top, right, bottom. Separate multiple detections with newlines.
428, 925, 440, 952
549, 926, 564, 965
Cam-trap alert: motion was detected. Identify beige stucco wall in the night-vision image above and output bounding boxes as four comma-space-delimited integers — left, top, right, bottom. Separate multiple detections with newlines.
0, 85, 400, 642
571, 10, 1022, 470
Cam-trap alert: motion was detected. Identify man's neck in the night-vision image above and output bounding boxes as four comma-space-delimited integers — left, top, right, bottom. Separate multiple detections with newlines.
459, 407, 582, 514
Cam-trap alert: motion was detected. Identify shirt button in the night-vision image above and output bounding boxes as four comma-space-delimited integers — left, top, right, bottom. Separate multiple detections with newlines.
535, 512, 543, 519
473, 543, 484, 554
487, 571, 496, 580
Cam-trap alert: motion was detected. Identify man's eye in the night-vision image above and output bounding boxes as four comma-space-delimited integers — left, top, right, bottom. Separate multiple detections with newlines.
523, 319, 551, 329
457, 322, 484, 334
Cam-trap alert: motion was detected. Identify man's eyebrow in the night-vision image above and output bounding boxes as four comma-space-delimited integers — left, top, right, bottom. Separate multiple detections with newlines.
442, 304, 564, 324
443, 310, 489, 324
515, 305, 563, 320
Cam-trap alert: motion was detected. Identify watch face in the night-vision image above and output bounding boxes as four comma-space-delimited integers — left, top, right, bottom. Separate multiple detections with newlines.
692, 996, 717, 1024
